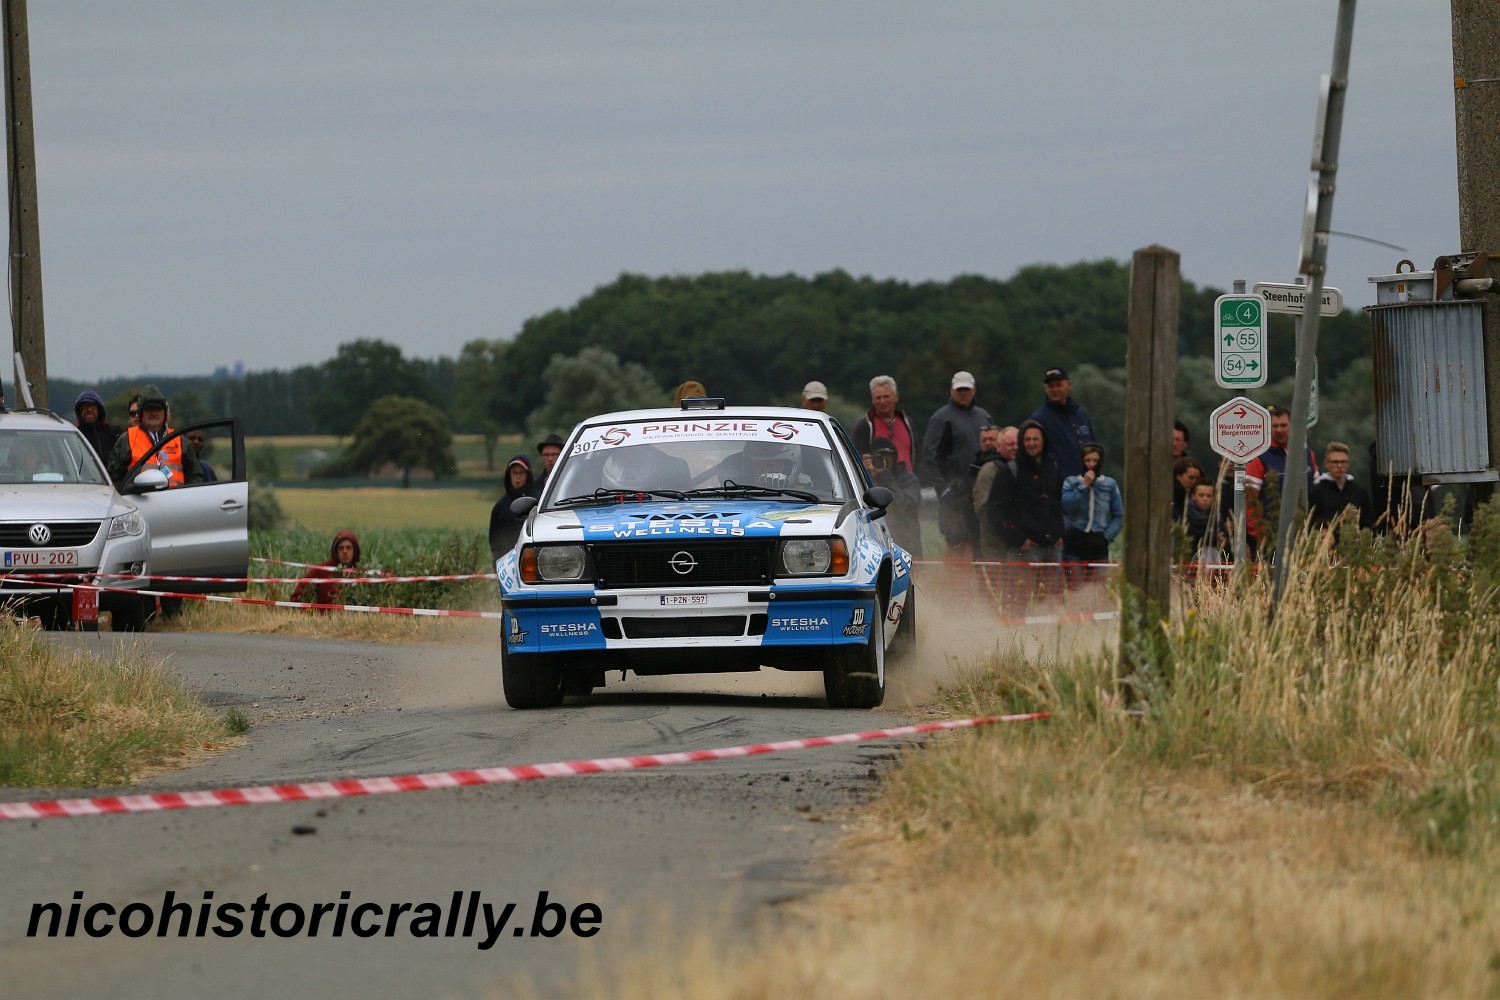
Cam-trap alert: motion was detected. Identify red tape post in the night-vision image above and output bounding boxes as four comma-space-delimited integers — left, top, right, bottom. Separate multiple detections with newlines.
0, 714, 1048, 822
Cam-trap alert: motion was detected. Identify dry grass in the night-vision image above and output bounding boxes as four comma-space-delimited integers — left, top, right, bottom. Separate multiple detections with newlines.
0, 618, 240, 787
572, 747, 1497, 999
555, 525, 1500, 999
149, 596, 495, 645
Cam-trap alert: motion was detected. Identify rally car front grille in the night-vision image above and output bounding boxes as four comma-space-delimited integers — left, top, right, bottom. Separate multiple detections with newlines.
620, 615, 748, 639
589, 541, 775, 589
0, 521, 102, 547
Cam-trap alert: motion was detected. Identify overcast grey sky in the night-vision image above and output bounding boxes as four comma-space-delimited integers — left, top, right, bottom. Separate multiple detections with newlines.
16, 1, 1458, 380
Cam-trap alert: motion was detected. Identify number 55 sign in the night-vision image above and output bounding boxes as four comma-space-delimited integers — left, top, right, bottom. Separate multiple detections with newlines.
1214, 294, 1267, 389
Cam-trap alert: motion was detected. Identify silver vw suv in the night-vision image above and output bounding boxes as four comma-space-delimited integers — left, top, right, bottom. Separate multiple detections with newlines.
0, 406, 153, 629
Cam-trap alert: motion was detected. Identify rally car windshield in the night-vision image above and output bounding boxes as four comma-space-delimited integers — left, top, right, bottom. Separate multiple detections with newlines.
547, 420, 851, 507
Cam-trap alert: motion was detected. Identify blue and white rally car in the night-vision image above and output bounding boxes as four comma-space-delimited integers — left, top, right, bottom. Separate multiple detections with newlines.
495, 400, 916, 709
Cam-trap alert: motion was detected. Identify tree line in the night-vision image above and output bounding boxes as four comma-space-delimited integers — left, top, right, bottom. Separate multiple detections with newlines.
46, 260, 1379, 481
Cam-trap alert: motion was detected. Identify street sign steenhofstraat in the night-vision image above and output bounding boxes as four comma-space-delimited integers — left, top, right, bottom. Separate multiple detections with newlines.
1214, 294, 1267, 389
1252, 282, 1343, 317
1209, 396, 1272, 463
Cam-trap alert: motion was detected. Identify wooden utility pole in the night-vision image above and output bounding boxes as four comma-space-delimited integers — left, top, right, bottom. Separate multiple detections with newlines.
1120, 246, 1179, 694
3, 0, 45, 409
1452, 0, 1500, 466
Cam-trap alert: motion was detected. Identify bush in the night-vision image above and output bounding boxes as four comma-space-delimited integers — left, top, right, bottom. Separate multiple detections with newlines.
248, 483, 287, 532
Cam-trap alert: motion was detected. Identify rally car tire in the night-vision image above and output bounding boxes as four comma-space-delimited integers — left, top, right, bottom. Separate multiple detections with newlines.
502, 642, 564, 709
824, 594, 886, 709
889, 586, 916, 664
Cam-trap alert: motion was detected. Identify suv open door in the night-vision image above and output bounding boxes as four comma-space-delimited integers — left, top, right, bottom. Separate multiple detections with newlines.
118, 417, 249, 592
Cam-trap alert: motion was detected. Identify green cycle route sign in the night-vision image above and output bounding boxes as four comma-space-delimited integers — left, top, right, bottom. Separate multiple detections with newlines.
1214, 293, 1267, 389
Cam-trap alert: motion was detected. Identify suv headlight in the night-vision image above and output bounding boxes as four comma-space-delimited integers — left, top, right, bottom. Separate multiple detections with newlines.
107, 510, 145, 538
520, 544, 590, 583
777, 537, 849, 577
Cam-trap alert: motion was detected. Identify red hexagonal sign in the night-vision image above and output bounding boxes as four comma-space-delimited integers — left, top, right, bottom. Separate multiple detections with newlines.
1209, 396, 1272, 462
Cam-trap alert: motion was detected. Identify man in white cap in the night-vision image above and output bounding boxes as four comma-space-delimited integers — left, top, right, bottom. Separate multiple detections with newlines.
922, 370, 993, 557
800, 380, 829, 412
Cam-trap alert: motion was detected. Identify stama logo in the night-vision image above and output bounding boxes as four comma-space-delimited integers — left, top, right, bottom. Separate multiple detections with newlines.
767, 421, 798, 441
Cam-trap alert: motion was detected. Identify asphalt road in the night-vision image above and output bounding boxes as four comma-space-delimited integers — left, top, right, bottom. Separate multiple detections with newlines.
0, 631, 918, 999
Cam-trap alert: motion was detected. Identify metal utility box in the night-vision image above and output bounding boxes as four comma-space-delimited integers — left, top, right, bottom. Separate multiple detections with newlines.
1368, 254, 1497, 485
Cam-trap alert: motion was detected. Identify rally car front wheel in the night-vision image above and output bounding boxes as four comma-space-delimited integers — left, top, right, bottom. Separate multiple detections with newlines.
823, 595, 886, 709
502, 641, 564, 709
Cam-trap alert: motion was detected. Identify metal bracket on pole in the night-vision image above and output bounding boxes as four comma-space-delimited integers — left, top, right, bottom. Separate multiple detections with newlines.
12, 351, 34, 408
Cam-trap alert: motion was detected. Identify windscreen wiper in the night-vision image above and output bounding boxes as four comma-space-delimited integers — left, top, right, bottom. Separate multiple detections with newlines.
681, 481, 820, 503
550, 488, 689, 508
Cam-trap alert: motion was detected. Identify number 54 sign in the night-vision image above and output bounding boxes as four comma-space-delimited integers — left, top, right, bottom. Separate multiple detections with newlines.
1214, 294, 1267, 389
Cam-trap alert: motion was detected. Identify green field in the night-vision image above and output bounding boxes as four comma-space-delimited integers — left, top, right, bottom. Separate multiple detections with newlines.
246, 433, 527, 482
273, 486, 498, 532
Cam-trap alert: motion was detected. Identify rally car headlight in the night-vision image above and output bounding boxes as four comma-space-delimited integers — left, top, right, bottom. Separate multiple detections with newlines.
521, 544, 589, 583
107, 511, 145, 538
777, 538, 849, 577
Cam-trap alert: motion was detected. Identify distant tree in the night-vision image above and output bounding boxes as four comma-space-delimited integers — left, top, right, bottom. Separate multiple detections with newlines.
308, 340, 438, 437
453, 338, 508, 471
168, 387, 212, 427
342, 395, 455, 488
1067, 363, 1128, 483
525, 347, 662, 441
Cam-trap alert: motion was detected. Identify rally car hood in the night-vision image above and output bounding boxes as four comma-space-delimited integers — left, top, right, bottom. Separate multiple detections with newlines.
0, 482, 136, 521
532, 499, 844, 542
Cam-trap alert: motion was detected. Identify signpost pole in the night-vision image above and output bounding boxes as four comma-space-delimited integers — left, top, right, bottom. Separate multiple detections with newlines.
1233, 465, 1247, 575
1229, 281, 1249, 578
1272, 0, 1355, 612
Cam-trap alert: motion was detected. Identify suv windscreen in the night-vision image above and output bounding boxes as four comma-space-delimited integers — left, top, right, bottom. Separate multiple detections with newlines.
0, 429, 110, 485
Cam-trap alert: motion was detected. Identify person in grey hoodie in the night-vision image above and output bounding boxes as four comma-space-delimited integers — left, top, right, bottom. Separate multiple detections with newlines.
73, 388, 119, 462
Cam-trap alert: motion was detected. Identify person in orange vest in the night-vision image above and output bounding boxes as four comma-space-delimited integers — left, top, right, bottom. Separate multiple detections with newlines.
107, 384, 204, 488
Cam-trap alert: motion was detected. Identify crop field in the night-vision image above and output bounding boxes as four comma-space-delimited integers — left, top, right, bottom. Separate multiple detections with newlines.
270, 486, 498, 533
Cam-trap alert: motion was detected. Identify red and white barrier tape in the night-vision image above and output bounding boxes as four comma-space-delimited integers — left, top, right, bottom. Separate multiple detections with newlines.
0, 713, 1048, 822
10, 572, 493, 585
1006, 610, 1117, 626
29, 582, 505, 620
252, 556, 358, 571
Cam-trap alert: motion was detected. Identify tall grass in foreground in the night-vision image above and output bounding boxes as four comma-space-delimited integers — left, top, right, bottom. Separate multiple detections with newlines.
567, 509, 1500, 1000
0, 620, 238, 787
944, 504, 1500, 853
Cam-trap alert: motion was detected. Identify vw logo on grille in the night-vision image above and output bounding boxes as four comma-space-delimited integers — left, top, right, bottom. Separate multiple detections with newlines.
28, 523, 51, 546
668, 550, 698, 576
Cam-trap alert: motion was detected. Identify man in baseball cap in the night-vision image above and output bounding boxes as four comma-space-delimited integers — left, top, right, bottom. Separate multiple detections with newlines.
1028, 366, 1095, 478
922, 370, 992, 557
801, 380, 829, 412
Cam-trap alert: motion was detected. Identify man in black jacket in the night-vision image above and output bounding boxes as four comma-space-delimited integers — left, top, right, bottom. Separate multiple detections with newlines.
990, 420, 1064, 599
991, 419, 1064, 557
73, 389, 119, 463
1310, 441, 1373, 530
